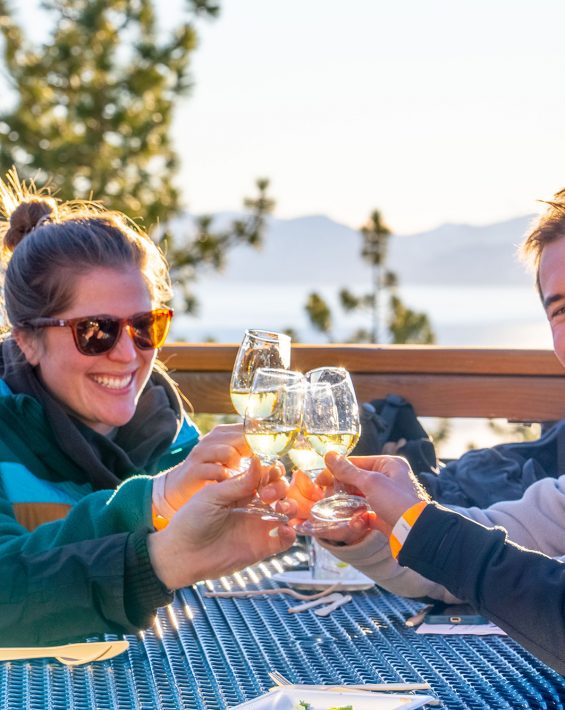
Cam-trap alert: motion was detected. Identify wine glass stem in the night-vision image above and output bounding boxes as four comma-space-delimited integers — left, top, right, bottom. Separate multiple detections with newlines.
307, 537, 317, 579
258, 455, 277, 466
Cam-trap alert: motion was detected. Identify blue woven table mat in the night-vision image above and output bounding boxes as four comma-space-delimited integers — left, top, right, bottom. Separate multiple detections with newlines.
1, 545, 564, 709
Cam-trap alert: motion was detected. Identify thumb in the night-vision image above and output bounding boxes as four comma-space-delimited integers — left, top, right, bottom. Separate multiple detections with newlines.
206, 459, 262, 505
325, 451, 365, 488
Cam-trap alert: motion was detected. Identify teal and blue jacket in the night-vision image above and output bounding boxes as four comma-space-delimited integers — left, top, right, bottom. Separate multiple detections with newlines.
0, 378, 199, 644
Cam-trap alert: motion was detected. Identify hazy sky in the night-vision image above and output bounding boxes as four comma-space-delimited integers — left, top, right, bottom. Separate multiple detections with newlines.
15, 0, 565, 233
169, 0, 565, 233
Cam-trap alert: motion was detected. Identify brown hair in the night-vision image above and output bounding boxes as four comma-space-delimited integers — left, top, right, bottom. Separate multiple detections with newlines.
520, 189, 565, 297
0, 170, 172, 330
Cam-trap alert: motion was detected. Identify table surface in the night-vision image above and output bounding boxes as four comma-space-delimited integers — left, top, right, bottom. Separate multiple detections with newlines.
1, 544, 564, 710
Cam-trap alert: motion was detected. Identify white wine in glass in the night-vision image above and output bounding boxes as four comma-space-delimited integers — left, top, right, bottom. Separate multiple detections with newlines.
230, 329, 291, 417
295, 367, 368, 535
287, 435, 325, 476
231, 368, 305, 521
287, 381, 336, 478
230, 329, 291, 477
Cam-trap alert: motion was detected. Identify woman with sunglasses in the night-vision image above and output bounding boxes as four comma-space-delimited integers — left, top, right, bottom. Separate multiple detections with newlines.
0, 174, 294, 645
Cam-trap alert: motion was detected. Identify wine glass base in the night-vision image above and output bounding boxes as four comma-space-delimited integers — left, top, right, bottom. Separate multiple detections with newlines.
294, 518, 351, 536
231, 503, 289, 523
312, 493, 368, 520
295, 493, 369, 536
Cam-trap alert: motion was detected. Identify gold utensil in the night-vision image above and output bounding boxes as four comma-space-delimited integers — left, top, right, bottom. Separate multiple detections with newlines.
0, 640, 129, 666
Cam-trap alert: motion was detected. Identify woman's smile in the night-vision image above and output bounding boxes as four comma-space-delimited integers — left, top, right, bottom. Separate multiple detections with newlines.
90, 372, 136, 391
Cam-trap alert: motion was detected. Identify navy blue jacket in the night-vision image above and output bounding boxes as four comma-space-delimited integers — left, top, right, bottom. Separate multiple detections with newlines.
399, 504, 565, 675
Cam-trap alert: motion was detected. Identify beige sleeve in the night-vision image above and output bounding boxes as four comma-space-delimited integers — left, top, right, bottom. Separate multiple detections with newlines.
318, 530, 463, 603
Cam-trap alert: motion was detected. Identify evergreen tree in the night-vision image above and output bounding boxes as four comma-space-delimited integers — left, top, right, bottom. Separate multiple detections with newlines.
304, 208, 435, 345
161, 177, 275, 313
304, 291, 333, 341
360, 209, 391, 342
388, 294, 434, 344
0, 0, 273, 310
0, 0, 215, 223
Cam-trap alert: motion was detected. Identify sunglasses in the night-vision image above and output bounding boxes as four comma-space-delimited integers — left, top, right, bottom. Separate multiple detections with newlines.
22, 308, 173, 356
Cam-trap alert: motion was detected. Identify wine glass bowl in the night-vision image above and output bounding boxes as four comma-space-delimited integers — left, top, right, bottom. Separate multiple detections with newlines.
305, 367, 360, 457
230, 329, 291, 416
230, 328, 291, 481
294, 366, 366, 535
287, 381, 335, 478
243, 368, 305, 465
231, 367, 304, 521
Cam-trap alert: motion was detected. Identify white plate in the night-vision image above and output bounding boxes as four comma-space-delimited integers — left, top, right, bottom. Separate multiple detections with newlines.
229, 687, 435, 709
272, 570, 374, 591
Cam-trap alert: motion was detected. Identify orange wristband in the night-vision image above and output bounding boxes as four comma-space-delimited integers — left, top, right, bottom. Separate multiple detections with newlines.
389, 501, 427, 559
152, 511, 169, 530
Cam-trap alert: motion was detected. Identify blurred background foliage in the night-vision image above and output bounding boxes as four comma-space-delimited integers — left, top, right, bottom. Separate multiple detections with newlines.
0, 0, 273, 311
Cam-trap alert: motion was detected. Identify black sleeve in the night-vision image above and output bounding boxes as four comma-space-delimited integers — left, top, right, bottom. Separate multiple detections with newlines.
398, 504, 565, 674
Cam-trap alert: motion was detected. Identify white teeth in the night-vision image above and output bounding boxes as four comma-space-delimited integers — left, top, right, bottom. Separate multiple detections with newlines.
92, 374, 133, 390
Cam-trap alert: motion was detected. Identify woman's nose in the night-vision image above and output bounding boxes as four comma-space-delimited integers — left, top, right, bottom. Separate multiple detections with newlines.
108, 324, 138, 361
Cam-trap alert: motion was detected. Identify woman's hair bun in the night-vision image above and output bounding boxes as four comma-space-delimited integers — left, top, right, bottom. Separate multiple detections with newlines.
4, 197, 57, 253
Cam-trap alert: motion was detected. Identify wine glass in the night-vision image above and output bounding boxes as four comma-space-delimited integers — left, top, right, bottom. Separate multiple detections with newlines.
295, 367, 368, 535
230, 329, 291, 418
287, 381, 336, 478
231, 367, 305, 521
230, 329, 291, 474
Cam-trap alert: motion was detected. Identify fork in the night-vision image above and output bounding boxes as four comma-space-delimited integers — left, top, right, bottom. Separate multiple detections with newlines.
268, 670, 433, 694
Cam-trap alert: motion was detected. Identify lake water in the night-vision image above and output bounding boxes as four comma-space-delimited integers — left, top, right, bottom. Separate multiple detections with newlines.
172, 280, 553, 350
172, 280, 553, 457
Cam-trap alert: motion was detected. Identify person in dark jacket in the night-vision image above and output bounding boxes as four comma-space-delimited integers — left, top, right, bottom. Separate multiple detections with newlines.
324, 450, 565, 676
0, 171, 294, 644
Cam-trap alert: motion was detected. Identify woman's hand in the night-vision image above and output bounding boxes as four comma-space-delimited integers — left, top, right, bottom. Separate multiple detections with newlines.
173, 423, 249, 496
156, 424, 289, 515
285, 470, 325, 521
147, 458, 297, 589
324, 453, 429, 536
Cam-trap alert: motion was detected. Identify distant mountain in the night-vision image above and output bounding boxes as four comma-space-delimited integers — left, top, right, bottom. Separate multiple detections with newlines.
388, 216, 536, 285
168, 212, 536, 287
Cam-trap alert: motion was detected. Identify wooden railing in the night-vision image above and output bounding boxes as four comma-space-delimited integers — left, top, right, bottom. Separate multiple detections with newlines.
160, 344, 565, 423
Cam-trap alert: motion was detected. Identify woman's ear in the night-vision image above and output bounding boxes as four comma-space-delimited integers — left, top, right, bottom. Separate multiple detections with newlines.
12, 329, 42, 366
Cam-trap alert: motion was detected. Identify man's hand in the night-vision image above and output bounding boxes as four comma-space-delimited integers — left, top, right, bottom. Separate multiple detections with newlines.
285, 469, 371, 545
324, 453, 430, 535
148, 458, 297, 590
